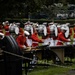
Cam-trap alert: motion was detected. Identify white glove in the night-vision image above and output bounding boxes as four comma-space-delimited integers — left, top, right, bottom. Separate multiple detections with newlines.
26, 47, 32, 51
68, 39, 71, 42
22, 45, 26, 49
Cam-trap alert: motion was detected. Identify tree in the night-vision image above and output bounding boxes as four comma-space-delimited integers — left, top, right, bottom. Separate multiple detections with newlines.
0, 0, 75, 19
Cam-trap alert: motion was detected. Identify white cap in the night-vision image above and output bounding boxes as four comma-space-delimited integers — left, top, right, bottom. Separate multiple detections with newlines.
0, 33, 4, 36
5, 21, 9, 25
24, 31, 30, 36
57, 24, 61, 28
36, 23, 38, 26
43, 22, 47, 25
48, 22, 54, 25
2, 22, 5, 25
65, 23, 70, 26
26, 21, 31, 24
61, 27, 67, 31
33, 23, 38, 27
5, 21, 9, 23
24, 22, 27, 25
16, 23, 20, 25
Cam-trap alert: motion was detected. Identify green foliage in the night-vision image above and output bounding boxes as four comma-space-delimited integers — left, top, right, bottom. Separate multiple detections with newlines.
0, 0, 75, 19
5, 18, 75, 24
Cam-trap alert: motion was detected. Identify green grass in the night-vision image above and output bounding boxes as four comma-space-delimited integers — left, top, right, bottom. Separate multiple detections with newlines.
23, 28, 75, 75
27, 66, 70, 75
22, 59, 75, 75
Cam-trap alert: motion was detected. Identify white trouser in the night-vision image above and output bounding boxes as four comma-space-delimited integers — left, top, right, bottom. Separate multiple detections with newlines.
50, 38, 55, 46
42, 38, 51, 45
26, 37, 32, 47
73, 38, 75, 45
42, 38, 55, 46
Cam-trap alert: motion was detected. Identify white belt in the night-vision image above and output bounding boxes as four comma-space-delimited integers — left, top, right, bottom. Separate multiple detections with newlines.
5, 31, 9, 32
58, 40, 63, 42
32, 41, 38, 43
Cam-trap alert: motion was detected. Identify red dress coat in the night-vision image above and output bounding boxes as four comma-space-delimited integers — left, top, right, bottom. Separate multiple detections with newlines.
56, 32, 69, 45
4, 25, 10, 35
16, 35, 28, 49
47, 26, 50, 34
69, 28, 73, 36
19, 28, 24, 35
31, 32, 43, 47
73, 27, 75, 38
57, 27, 61, 33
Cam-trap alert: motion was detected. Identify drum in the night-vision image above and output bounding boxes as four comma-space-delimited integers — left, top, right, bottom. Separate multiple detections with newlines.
9, 26, 19, 35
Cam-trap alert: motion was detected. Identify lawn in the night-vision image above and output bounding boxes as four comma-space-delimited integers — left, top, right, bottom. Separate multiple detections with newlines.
22, 61, 75, 75
22, 28, 75, 75
27, 66, 71, 75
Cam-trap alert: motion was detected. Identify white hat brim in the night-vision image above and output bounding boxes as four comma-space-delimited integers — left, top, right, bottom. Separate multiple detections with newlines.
24, 31, 30, 35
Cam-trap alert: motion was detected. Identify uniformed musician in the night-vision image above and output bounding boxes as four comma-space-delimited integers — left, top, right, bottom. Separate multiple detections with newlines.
16, 30, 30, 50
47, 22, 58, 46
56, 27, 70, 45
31, 27, 43, 47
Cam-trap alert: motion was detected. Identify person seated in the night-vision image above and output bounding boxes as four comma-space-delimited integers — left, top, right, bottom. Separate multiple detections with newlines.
56, 27, 70, 45
31, 27, 43, 47
16, 30, 31, 50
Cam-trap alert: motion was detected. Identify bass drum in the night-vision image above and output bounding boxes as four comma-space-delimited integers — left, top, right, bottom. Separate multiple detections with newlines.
2, 35, 22, 75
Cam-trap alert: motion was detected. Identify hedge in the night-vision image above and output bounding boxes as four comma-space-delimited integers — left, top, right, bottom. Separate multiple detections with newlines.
4, 18, 75, 24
